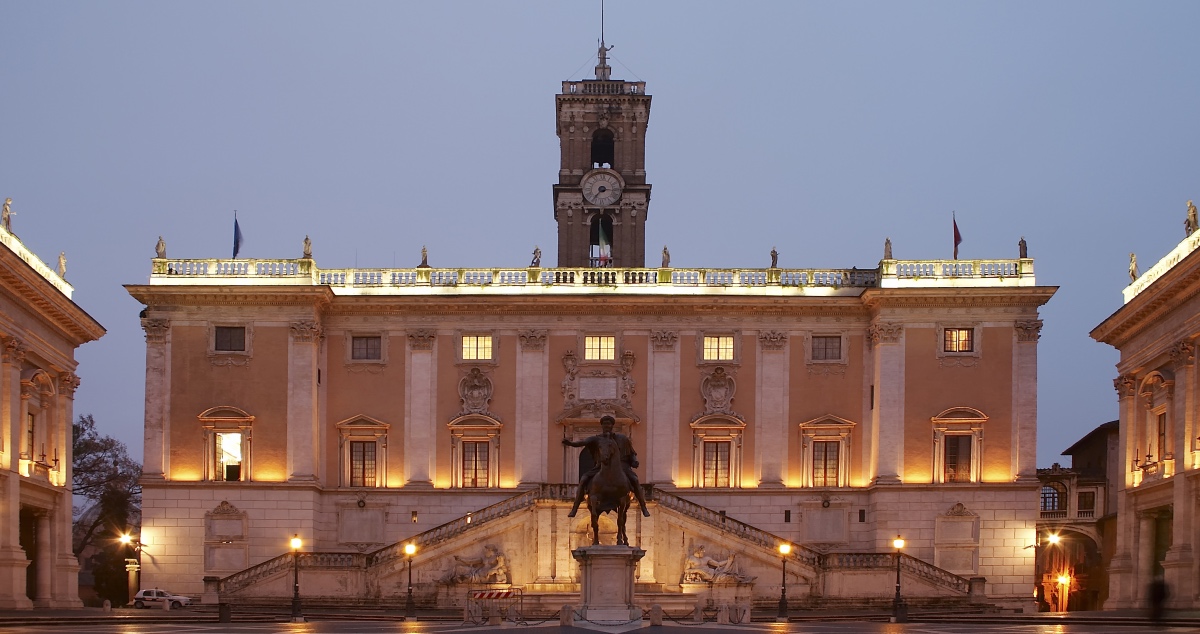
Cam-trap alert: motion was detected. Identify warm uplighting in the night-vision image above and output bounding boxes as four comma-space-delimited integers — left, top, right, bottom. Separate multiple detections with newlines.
893, 537, 905, 550
291, 535, 302, 550
404, 543, 416, 556
778, 543, 791, 556
1046, 534, 1061, 545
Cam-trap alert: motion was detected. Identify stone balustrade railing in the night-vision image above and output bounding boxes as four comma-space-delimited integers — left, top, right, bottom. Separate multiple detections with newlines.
0, 225, 73, 298
820, 552, 969, 594
562, 80, 647, 96
147, 257, 1034, 294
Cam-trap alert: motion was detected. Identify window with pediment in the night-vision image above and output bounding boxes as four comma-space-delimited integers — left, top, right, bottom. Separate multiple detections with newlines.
198, 407, 254, 482
931, 407, 987, 484
336, 415, 389, 488
448, 416, 502, 488
690, 416, 745, 488
798, 415, 855, 487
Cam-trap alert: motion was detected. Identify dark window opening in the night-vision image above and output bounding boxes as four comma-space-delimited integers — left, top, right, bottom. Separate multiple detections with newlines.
215, 326, 246, 351
589, 215, 615, 267
1041, 482, 1067, 511
784, 510, 791, 523
350, 441, 377, 487
944, 435, 973, 482
858, 509, 866, 523
591, 129, 614, 169
352, 336, 382, 360
1077, 491, 1095, 511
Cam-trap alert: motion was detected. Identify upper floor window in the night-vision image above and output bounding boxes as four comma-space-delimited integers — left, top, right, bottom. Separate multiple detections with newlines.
943, 328, 973, 353
585, 336, 615, 361
1156, 411, 1168, 462
1040, 481, 1067, 512
690, 416, 745, 489
215, 432, 243, 481
462, 335, 493, 361
352, 336, 382, 360
198, 406, 254, 482
349, 441, 377, 487
215, 326, 246, 352
943, 435, 973, 483
703, 336, 734, 361
461, 441, 490, 488
798, 415, 855, 488
1077, 491, 1096, 513
812, 441, 840, 487
702, 441, 731, 488
337, 415, 389, 488
931, 407, 987, 484
812, 336, 842, 361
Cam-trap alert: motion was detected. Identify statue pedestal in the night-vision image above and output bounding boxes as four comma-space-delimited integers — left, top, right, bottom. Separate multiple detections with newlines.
571, 545, 645, 623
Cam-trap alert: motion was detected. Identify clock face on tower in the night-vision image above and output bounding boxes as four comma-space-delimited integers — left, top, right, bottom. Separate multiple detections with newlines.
581, 170, 623, 207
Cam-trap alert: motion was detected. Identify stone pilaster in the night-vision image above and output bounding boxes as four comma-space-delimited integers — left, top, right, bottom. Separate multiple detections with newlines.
868, 323, 904, 484
755, 331, 787, 487
140, 319, 170, 479
32, 511, 51, 607
405, 330, 436, 487
535, 504, 556, 583
1165, 341, 1195, 605
287, 321, 321, 482
516, 330, 548, 486
1107, 373, 1139, 608
647, 330, 679, 485
1012, 320, 1042, 482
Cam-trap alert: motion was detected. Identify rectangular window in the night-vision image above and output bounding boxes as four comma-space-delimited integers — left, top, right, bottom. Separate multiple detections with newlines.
462, 335, 493, 361
215, 432, 243, 481
1077, 491, 1096, 512
462, 441, 490, 488
812, 440, 840, 487
812, 336, 842, 361
1156, 412, 1167, 460
349, 441, 377, 487
215, 326, 246, 352
584, 336, 615, 361
703, 336, 734, 361
943, 328, 973, 353
702, 441, 731, 487
24, 413, 35, 458
351, 336, 382, 360
943, 435, 972, 483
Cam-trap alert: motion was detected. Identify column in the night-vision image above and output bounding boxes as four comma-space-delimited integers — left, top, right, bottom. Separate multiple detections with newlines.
52, 374, 81, 607
287, 321, 321, 482
755, 331, 788, 487
0, 338, 32, 609
1012, 321, 1042, 482
535, 504, 556, 583
1137, 511, 1157, 604
515, 330, 548, 486
868, 323, 904, 485
646, 331, 679, 486
1164, 341, 1195, 605
1107, 374, 1138, 608
404, 330, 436, 487
33, 511, 51, 607
140, 319, 170, 479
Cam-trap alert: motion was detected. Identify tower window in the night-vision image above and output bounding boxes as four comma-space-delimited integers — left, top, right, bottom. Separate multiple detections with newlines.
591, 129, 614, 169
590, 216, 615, 267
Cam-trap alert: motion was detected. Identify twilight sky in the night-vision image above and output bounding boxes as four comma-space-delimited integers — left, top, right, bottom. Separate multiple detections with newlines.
3, 1, 1199, 467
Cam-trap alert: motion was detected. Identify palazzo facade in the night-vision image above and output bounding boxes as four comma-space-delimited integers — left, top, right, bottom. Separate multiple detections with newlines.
128, 50, 1055, 610
1092, 209, 1200, 609
0, 215, 105, 608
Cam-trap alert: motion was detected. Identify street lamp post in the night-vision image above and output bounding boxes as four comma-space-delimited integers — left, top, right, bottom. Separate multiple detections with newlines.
119, 534, 140, 606
290, 535, 304, 623
777, 543, 791, 621
404, 543, 417, 618
892, 535, 906, 623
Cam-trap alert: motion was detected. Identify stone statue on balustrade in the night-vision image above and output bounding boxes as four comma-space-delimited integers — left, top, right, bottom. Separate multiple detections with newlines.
303, 235, 312, 259
1019, 236, 1027, 259
681, 545, 756, 584
2, 198, 12, 232
530, 245, 541, 267
1187, 200, 1198, 236
440, 544, 510, 584
770, 247, 778, 269
662, 245, 670, 268
883, 238, 893, 260
1129, 252, 1139, 282
418, 246, 430, 268
155, 236, 167, 259
57, 252, 67, 278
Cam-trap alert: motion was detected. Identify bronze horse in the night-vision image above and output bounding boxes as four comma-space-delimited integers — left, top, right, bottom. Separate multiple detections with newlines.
584, 435, 633, 545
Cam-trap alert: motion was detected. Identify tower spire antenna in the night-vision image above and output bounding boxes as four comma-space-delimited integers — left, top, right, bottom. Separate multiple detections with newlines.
595, 0, 613, 80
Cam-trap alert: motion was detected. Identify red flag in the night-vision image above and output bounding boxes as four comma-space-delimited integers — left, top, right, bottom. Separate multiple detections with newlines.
952, 213, 962, 260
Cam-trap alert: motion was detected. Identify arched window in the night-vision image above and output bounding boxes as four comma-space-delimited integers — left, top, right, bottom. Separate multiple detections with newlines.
198, 407, 254, 482
931, 407, 987, 483
590, 129, 614, 169
1041, 481, 1067, 512
448, 415, 502, 488
589, 215, 615, 267
690, 416, 746, 488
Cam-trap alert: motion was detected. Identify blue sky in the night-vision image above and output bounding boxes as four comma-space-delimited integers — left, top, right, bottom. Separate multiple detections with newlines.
3, 1, 1199, 466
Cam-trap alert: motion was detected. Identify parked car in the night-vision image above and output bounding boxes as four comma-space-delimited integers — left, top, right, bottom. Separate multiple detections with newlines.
132, 588, 191, 609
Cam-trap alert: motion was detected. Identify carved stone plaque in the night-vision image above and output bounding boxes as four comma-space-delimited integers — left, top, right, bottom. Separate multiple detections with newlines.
579, 377, 618, 400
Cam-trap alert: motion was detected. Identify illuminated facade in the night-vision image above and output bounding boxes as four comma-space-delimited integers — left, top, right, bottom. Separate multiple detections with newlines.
1092, 215, 1200, 609
128, 50, 1054, 610
0, 218, 105, 608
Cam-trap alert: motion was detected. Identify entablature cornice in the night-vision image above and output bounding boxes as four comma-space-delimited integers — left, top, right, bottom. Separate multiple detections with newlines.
861, 286, 1058, 312
125, 285, 334, 311
1, 251, 105, 345
1093, 250, 1200, 348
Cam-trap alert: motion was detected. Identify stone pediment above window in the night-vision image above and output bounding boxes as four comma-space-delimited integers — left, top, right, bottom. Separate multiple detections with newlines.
799, 414, 857, 435
198, 406, 254, 428
336, 415, 390, 438
931, 407, 988, 426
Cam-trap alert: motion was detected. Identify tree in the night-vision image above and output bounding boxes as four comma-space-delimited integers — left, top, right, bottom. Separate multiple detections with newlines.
72, 414, 141, 558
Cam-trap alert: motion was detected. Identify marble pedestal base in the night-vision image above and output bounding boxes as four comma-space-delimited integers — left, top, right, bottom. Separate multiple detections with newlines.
571, 545, 645, 622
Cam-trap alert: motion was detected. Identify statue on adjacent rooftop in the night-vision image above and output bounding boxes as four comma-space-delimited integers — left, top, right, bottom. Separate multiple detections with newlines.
1186, 200, 1198, 236
57, 252, 66, 278
883, 238, 893, 260
661, 245, 671, 268
302, 235, 312, 259
418, 245, 430, 268
1129, 252, 1139, 282
682, 545, 756, 584
155, 236, 167, 259
1019, 236, 1028, 259
1, 198, 12, 232
530, 245, 541, 267
770, 247, 778, 269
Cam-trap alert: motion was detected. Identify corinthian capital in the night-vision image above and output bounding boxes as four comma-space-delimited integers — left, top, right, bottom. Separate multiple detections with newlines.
289, 321, 322, 343
1113, 374, 1137, 399
141, 318, 170, 344
2, 337, 27, 364
1015, 320, 1043, 342
518, 329, 547, 351
867, 323, 903, 348
408, 329, 436, 351
650, 330, 678, 351
1170, 341, 1195, 369
758, 331, 788, 350
58, 372, 81, 397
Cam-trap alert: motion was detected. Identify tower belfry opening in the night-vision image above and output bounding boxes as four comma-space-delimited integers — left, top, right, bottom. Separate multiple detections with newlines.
554, 36, 652, 268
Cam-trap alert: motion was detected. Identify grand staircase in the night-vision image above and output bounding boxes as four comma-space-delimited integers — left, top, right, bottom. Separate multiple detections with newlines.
210, 484, 975, 610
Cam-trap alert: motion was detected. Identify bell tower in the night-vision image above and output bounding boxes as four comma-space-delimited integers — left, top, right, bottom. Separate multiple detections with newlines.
554, 39, 652, 268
